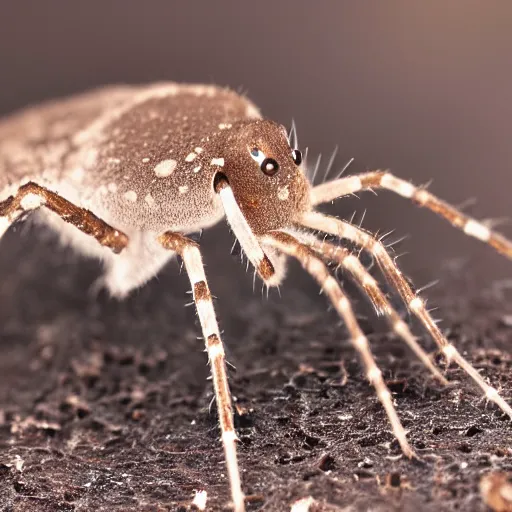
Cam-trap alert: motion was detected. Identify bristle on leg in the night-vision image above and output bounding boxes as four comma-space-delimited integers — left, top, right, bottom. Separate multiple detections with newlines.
158, 232, 245, 512
301, 211, 512, 419
263, 231, 416, 458
306, 236, 447, 385
310, 170, 512, 260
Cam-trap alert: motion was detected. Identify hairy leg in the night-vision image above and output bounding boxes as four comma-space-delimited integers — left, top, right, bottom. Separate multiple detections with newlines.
0, 182, 128, 253
311, 170, 512, 259
263, 230, 415, 458
304, 234, 447, 384
301, 211, 512, 418
158, 232, 245, 512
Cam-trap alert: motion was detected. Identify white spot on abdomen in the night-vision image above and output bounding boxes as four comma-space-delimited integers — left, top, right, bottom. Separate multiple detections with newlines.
154, 159, 177, 178
246, 104, 261, 119
190, 85, 217, 97
124, 190, 137, 202
83, 148, 98, 167
185, 152, 197, 162
179, 185, 189, 194
144, 193, 156, 207
211, 158, 224, 167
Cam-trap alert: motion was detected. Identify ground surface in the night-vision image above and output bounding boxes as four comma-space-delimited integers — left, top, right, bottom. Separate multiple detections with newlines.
0, 224, 510, 512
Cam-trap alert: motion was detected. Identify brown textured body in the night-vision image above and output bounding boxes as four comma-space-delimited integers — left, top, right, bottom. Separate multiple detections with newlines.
0, 83, 261, 233
0, 83, 293, 296
0, 83, 312, 296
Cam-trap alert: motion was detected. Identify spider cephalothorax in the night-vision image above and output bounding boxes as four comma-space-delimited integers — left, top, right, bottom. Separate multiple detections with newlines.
212, 119, 311, 235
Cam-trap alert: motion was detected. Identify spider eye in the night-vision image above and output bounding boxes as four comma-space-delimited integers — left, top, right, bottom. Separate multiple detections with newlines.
251, 148, 262, 159
250, 147, 265, 165
249, 147, 279, 176
260, 158, 279, 176
292, 149, 302, 166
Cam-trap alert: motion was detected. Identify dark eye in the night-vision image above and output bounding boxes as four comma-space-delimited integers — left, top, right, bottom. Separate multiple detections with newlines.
260, 158, 279, 176
292, 149, 302, 166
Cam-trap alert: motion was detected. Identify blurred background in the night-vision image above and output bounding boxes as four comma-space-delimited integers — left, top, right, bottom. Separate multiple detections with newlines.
1, 0, 512, 284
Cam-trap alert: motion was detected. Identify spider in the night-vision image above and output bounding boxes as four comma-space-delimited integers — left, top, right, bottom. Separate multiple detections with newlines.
0, 82, 510, 512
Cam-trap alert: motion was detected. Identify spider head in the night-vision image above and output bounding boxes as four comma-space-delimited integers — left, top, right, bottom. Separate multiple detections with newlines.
213, 119, 311, 234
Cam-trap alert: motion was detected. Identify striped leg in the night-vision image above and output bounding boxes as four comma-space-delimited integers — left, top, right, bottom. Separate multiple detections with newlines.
305, 235, 447, 384
311, 171, 512, 259
301, 211, 512, 419
158, 232, 245, 512
263, 230, 415, 458
0, 182, 128, 253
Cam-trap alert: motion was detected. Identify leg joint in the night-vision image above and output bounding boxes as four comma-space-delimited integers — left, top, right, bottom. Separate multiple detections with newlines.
194, 281, 211, 301
207, 333, 224, 356
158, 232, 199, 253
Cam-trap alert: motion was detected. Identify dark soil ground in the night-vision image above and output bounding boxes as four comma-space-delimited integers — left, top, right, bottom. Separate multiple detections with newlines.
0, 224, 510, 512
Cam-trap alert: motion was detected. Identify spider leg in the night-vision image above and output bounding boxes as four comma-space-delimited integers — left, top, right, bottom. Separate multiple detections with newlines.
301, 211, 512, 418
302, 233, 447, 384
262, 230, 416, 458
0, 182, 128, 253
311, 170, 512, 259
158, 232, 245, 512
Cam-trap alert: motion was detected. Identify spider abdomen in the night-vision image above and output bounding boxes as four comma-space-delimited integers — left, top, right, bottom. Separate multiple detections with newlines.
0, 82, 262, 234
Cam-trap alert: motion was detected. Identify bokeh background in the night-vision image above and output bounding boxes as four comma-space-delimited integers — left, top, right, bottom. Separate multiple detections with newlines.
1, 0, 512, 283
